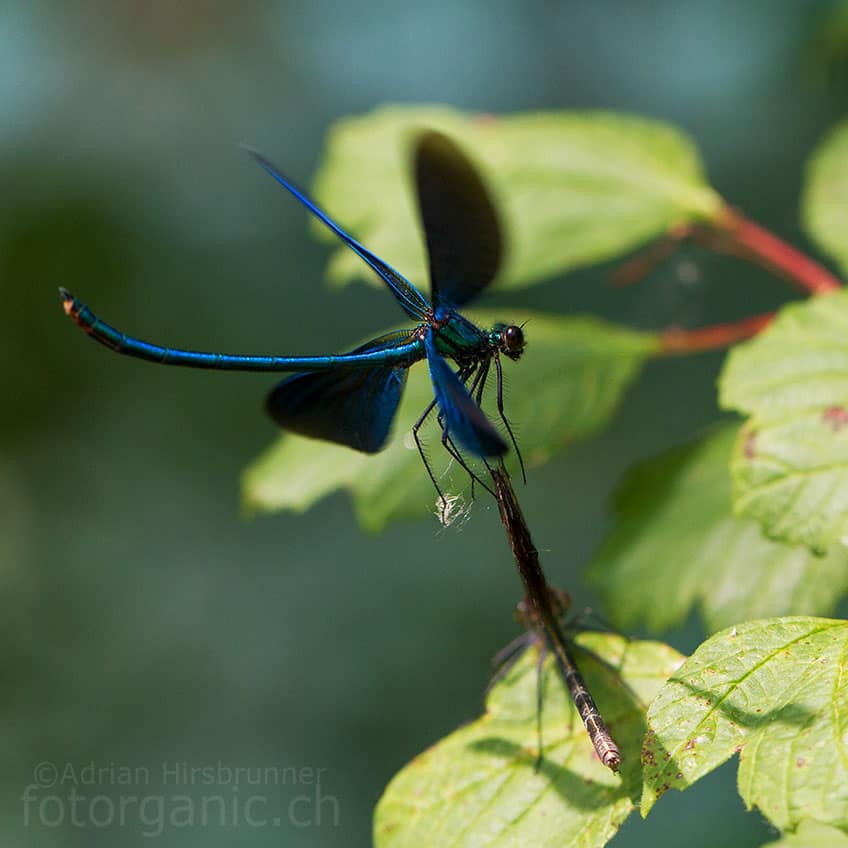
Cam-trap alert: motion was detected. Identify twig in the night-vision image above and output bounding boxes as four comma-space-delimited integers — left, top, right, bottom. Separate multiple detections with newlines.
612, 223, 693, 286
715, 207, 842, 295
614, 209, 843, 296
490, 464, 621, 772
659, 312, 774, 354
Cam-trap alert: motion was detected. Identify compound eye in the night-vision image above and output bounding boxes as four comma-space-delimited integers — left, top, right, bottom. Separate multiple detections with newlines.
503, 325, 524, 353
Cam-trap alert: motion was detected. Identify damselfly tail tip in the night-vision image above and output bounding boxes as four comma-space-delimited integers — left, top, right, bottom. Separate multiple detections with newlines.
239, 143, 269, 169
58, 287, 75, 315
238, 141, 261, 158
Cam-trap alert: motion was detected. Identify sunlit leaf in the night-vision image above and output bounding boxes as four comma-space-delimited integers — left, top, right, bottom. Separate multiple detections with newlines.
641, 617, 848, 833
802, 120, 848, 277
587, 425, 848, 632
242, 313, 658, 530
313, 106, 723, 293
375, 633, 683, 848
719, 291, 848, 554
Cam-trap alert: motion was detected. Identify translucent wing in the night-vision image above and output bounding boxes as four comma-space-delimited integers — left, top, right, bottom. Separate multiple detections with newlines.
248, 148, 430, 322
266, 331, 413, 453
413, 131, 503, 311
425, 330, 507, 458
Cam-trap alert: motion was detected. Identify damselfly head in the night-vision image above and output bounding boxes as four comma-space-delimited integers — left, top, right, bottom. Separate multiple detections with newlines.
492, 323, 525, 360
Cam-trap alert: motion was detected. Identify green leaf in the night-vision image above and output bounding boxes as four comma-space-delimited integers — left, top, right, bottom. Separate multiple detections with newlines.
375, 632, 683, 848
641, 617, 848, 833
587, 425, 848, 632
313, 106, 723, 293
761, 820, 848, 848
242, 312, 657, 530
719, 291, 848, 554
802, 120, 848, 276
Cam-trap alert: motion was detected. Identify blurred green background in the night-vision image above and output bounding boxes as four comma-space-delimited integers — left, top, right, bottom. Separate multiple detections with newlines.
4, 1, 846, 845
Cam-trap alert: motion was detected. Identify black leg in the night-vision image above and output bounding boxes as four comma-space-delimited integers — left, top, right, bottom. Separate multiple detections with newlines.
473, 359, 490, 406
534, 640, 548, 771
440, 429, 495, 499
458, 363, 481, 499
487, 631, 536, 694
494, 353, 527, 483
437, 362, 495, 498
472, 362, 498, 487
412, 397, 448, 520
569, 606, 629, 640
414, 359, 506, 516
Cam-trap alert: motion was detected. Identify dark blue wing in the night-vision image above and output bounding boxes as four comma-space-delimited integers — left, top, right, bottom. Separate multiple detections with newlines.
266, 331, 412, 453
247, 148, 430, 322
425, 330, 507, 458
413, 131, 502, 311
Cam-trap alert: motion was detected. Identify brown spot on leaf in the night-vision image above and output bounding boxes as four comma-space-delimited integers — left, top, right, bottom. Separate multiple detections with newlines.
823, 406, 848, 431
796, 757, 806, 768
743, 430, 757, 459
685, 739, 696, 750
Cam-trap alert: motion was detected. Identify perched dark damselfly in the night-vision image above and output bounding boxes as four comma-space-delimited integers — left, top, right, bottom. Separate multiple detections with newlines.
490, 464, 621, 772
59, 132, 528, 519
